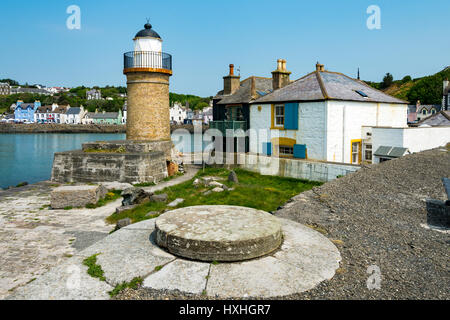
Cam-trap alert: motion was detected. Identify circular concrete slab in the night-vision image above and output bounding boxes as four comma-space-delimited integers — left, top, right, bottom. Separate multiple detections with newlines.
155, 205, 283, 262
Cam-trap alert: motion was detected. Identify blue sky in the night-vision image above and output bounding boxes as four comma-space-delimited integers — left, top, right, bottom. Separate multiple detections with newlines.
0, 0, 449, 97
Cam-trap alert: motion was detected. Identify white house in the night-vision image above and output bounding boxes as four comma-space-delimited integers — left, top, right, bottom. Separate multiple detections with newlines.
170, 102, 187, 124
65, 106, 87, 124
249, 63, 408, 165
86, 89, 102, 100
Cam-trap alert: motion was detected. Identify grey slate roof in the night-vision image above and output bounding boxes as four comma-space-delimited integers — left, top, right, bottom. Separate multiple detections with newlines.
16, 103, 35, 109
416, 105, 441, 113
413, 111, 450, 127
36, 106, 53, 113
253, 70, 408, 105
66, 107, 82, 115
216, 77, 273, 105
91, 112, 119, 119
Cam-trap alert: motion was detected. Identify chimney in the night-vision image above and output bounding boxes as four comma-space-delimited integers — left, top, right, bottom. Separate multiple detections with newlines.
223, 64, 241, 95
272, 59, 291, 90
316, 62, 325, 72
416, 100, 421, 107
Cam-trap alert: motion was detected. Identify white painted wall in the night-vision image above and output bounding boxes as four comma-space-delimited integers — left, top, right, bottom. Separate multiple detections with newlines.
250, 102, 327, 160
372, 126, 450, 163
327, 101, 407, 163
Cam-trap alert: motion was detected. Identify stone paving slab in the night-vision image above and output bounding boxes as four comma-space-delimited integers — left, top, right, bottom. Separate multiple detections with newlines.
6, 256, 112, 300
143, 259, 210, 294
0, 182, 120, 299
78, 228, 175, 285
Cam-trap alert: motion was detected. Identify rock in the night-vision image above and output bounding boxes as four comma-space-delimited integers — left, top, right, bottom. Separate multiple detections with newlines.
202, 177, 214, 185
193, 179, 201, 186
97, 184, 108, 199
116, 218, 132, 230
51, 185, 105, 209
16, 182, 29, 188
212, 187, 224, 193
150, 193, 168, 203
145, 211, 159, 217
228, 171, 239, 184
203, 191, 212, 196
168, 198, 184, 207
222, 185, 229, 191
99, 182, 133, 191
121, 188, 153, 206
115, 205, 137, 214
209, 181, 224, 188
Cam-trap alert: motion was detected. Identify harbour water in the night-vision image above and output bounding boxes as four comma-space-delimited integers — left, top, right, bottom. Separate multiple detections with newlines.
0, 132, 207, 189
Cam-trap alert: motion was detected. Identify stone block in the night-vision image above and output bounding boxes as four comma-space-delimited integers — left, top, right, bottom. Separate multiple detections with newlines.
121, 188, 153, 206
115, 205, 137, 214
167, 198, 184, 207
51, 185, 104, 209
150, 193, 168, 203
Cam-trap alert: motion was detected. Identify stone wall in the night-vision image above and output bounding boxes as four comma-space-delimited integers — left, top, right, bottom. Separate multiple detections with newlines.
0, 123, 126, 133
51, 150, 168, 184
126, 71, 171, 141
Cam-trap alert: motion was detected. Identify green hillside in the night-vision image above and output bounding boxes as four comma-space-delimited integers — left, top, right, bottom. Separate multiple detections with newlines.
366, 67, 450, 105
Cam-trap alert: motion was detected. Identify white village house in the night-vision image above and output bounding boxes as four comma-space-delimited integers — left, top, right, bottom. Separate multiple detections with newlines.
170, 102, 187, 124
65, 106, 87, 124
249, 63, 407, 164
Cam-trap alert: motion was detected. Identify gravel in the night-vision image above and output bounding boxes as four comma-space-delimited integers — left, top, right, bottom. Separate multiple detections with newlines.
116, 148, 450, 300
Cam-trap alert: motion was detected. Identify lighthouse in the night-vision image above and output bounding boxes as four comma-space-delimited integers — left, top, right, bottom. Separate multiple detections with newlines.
51, 21, 173, 184
124, 22, 173, 142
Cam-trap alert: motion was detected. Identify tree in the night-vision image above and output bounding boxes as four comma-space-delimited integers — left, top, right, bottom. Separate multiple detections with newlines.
401, 75, 412, 84
381, 73, 394, 89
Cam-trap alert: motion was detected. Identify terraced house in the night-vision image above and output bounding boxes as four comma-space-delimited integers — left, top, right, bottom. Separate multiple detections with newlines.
249, 63, 408, 164
83, 109, 122, 124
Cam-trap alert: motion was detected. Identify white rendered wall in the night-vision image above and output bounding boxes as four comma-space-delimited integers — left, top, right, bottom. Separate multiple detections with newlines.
372, 126, 450, 163
249, 102, 327, 160
327, 101, 407, 163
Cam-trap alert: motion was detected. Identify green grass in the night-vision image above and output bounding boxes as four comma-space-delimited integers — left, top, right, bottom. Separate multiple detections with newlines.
86, 190, 122, 209
106, 168, 321, 224
64, 206, 73, 211
82, 254, 106, 282
133, 182, 156, 187
109, 277, 143, 297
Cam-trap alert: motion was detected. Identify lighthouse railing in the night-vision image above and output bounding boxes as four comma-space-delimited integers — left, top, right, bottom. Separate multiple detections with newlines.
124, 51, 172, 71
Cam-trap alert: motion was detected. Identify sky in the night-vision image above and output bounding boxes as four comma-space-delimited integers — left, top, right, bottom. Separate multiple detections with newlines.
0, 0, 449, 97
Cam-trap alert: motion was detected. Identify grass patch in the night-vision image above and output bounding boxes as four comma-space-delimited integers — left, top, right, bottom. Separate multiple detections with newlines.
162, 172, 184, 182
82, 254, 106, 282
154, 265, 164, 272
86, 190, 122, 209
106, 168, 322, 224
84, 146, 126, 153
109, 277, 143, 297
133, 182, 156, 187
63, 206, 73, 211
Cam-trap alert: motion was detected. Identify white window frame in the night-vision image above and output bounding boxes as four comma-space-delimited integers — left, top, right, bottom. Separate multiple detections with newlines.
274, 104, 285, 128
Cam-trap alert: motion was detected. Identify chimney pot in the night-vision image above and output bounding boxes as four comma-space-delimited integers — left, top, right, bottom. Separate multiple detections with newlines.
316, 62, 325, 72
229, 64, 234, 76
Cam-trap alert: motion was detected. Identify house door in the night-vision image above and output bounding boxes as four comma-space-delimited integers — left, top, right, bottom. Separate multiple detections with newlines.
351, 140, 362, 164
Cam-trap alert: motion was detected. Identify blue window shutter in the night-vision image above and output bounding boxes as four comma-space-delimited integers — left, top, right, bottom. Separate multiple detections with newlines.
262, 142, 272, 156
294, 144, 306, 159
284, 103, 299, 130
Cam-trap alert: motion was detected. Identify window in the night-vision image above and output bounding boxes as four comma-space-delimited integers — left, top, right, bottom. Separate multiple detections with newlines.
431, 109, 436, 115
422, 109, 427, 115
351, 140, 361, 164
364, 144, 372, 162
355, 90, 368, 98
275, 105, 284, 127
279, 145, 294, 156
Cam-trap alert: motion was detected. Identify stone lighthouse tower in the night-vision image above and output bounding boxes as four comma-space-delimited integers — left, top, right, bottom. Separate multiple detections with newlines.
124, 22, 172, 143
51, 22, 173, 184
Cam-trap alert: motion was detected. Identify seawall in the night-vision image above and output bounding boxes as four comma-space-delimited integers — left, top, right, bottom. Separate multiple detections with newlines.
0, 123, 208, 134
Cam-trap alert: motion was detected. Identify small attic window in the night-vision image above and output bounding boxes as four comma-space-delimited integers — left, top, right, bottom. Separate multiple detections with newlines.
355, 90, 368, 98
